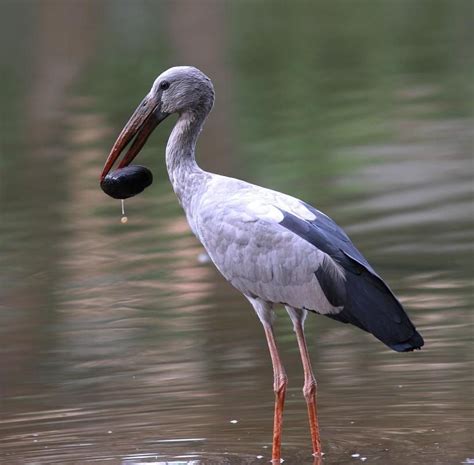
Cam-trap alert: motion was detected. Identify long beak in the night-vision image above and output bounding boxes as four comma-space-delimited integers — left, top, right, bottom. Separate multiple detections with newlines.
100, 94, 169, 180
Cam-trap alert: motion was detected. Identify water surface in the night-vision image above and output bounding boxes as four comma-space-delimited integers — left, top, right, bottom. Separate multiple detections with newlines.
1, 2, 473, 464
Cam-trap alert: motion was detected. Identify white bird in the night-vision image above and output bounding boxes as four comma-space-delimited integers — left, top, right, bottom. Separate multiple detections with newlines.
101, 66, 424, 461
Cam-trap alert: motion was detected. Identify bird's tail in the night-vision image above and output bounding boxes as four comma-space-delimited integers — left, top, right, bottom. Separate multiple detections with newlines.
325, 252, 424, 352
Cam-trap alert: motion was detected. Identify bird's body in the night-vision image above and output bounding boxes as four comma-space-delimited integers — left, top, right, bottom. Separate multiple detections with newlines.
101, 66, 423, 462
164, 88, 422, 353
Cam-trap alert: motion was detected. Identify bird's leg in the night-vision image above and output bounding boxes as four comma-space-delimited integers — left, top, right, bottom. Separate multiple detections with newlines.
262, 323, 288, 463
248, 298, 287, 463
286, 307, 322, 456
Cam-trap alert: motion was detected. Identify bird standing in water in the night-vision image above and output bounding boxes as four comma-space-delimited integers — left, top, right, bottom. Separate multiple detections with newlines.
101, 66, 424, 462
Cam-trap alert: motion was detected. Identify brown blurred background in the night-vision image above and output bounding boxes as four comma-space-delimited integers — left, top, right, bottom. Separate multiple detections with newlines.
0, 1, 472, 464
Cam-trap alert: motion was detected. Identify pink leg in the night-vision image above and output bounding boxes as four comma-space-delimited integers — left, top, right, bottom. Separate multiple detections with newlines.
287, 307, 322, 456
262, 324, 288, 463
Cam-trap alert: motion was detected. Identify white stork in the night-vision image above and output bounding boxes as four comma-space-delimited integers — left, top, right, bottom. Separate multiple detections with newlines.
101, 66, 424, 461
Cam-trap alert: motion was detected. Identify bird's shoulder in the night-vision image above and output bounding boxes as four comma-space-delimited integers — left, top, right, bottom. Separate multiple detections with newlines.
195, 174, 373, 275
197, 174, 317, 225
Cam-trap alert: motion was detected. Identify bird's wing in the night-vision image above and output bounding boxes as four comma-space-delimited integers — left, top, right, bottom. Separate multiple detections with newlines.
195, 177, 423, 352
279, 205, 424, 351
194, 179, 348, 314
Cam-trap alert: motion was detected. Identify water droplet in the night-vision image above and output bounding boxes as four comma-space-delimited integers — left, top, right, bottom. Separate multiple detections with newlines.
120, 200, 128, 223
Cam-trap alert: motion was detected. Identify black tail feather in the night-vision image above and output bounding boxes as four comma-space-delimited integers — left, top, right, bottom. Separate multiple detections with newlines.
277, 208, 423, 351
325, 252, 424, 352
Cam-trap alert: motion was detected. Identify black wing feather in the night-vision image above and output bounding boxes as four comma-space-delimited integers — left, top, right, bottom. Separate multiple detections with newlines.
279, 205, 424, 352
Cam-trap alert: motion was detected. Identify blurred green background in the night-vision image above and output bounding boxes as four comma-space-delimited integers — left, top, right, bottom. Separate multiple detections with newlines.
0, 1, 472, 464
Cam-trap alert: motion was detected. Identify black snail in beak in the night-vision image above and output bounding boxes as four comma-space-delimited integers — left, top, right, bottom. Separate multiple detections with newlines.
100, 165, 153, 199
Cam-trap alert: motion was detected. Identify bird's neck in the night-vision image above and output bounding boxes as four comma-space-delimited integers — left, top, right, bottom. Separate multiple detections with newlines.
165, 110, 208, 209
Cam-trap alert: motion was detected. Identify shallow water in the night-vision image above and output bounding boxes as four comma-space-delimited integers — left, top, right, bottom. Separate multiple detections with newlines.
1, 2, 473, 464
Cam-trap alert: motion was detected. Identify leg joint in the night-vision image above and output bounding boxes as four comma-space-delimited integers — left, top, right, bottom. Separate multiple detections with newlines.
303, 378, 317, 399
273, 373, 288, 394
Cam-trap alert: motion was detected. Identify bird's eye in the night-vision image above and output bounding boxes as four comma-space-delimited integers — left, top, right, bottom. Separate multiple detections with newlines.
160, 81, 170, 90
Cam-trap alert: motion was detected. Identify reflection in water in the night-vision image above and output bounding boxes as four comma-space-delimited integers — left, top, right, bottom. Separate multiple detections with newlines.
0, 1, 472, 465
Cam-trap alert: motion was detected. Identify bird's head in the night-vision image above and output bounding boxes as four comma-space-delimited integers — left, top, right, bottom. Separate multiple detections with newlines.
100, 66, 214, 180
156, 66, 214, 116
